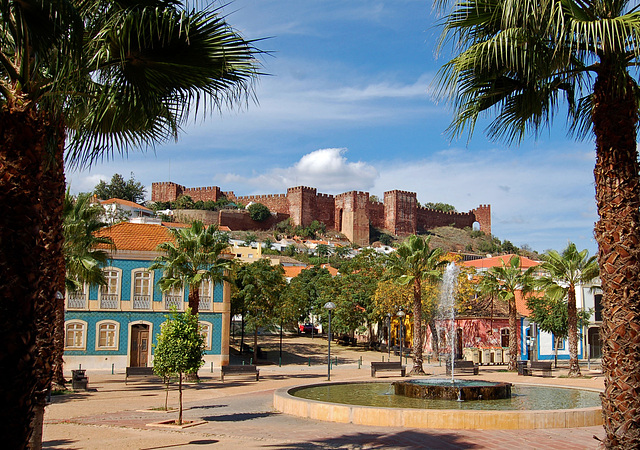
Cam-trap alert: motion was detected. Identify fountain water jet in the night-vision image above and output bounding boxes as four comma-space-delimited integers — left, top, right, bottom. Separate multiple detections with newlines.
440, 262, 460, 384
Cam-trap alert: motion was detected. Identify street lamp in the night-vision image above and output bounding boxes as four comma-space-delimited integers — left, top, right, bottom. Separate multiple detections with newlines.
324, 301, 336, 381
386, 313, 392, 361
397, 310, 406, 363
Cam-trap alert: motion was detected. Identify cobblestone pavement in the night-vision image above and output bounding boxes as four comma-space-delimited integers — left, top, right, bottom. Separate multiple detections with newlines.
43, 336, 607, 449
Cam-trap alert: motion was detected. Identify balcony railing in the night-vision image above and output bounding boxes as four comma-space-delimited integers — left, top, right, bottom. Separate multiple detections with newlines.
164, 295, 183, 311
133, 295, 151, 310
199, 296, 211, 311
67, 292, 86, 309
100, 294, 119, 309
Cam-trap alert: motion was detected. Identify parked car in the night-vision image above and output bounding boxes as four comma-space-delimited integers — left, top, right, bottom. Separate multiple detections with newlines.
299, 323, 319, 334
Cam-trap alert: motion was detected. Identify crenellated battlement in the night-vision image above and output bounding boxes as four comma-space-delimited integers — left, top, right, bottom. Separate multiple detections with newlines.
151, 181, 490, 243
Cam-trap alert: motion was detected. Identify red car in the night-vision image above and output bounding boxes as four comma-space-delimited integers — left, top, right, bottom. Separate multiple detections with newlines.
299, 324, 319, 334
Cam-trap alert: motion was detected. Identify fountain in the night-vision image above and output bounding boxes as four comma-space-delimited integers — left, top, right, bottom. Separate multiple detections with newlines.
394, 262, 511, 402
273, 263, 602, 429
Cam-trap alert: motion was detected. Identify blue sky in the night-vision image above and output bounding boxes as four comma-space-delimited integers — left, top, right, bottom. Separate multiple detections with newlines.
67, 0, 598, 255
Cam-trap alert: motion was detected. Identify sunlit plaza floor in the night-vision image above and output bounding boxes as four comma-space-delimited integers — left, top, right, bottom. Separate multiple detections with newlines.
43, 335, 606, 449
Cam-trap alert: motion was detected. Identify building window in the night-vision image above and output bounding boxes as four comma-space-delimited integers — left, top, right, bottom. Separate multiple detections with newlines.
132, 270, 152, 310
552, 335, 566, 351
594, 293, 603, 322
66, 284, 88, 309
163, 286, 183, 310
65, 321, 87, 350
200, 321, 212, 350
100, 268, 121, 309
96, 321, 119, 350
199, 279, 212, 311
500, 328, 509, 348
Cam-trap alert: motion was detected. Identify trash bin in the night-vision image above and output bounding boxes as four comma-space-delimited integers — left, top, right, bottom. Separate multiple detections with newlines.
517, 360, 528, 376
72, 369, 88, 390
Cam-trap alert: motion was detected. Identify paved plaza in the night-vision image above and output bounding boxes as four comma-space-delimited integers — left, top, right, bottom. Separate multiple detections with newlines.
43, 336, 606, 449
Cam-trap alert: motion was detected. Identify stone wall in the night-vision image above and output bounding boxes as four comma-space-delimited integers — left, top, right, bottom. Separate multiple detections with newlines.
151, 182, 491, 243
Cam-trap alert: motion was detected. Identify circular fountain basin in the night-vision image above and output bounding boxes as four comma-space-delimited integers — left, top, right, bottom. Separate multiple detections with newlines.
273, 381, 603, 430
394, 379, 511, 401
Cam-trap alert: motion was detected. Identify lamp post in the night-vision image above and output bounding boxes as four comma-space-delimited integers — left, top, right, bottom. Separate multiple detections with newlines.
397, 310, 406, 363
386, 313, 391, 361
324, 301, 336, 381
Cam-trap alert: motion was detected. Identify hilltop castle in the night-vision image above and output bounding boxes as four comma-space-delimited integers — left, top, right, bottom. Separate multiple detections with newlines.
152, 182, 491, 246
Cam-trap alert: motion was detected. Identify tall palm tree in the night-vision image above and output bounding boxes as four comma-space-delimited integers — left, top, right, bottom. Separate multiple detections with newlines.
55, 191, 114, 387
479, 256, 536, 371
535, 243, 599, 377
151, 221, 231, 316
434, 1, 640, 445
0, 1, 262, 446
385, 235, 446, 375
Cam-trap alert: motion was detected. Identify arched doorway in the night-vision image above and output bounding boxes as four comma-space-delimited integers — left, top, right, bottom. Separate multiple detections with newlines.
130, 323, 150, 367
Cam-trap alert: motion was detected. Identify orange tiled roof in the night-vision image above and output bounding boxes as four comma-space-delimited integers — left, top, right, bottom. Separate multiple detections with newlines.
283, 264, 339, 279
462, 254, 541, 270
96, 222, 174, 252
100, 198, 152, 211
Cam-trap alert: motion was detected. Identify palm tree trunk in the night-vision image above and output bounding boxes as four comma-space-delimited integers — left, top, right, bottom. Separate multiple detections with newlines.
508, 300, 518, 371
410, 279, 425, 374
188, 284, 200, 315
429, 318, 439, 356
566, 286, 581, 377
0, 107, 54, 448
30, 116, 67, 450
593, 63, 640, 448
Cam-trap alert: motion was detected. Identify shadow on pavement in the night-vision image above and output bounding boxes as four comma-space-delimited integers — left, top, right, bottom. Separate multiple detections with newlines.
202, 412, 275, 422
263, 430, 480, 449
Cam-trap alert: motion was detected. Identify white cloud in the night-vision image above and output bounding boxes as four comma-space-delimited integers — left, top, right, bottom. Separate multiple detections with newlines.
220, 148, 378, 193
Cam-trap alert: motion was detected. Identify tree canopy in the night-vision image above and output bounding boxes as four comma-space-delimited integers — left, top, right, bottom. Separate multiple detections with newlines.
93, 173, 146, 203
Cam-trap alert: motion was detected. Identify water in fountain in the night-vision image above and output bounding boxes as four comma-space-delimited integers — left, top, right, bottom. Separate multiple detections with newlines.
439, 262, 460, 384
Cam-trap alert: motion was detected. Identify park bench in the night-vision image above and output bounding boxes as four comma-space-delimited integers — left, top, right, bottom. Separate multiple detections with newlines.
371, 361, 406, 377
71, 369, 89, 391
220, 364, 260, 382
524, 361, 554, 377
125, 366, 159, 384
445, 360, 480, 376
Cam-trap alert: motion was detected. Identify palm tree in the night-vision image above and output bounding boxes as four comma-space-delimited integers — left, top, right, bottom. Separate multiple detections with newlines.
535, 243, 599, 377
434, 1, 640, 444
479, 256, 536, 371
151, 221, 231, 316
0, 1, 262, 445
57, 191, 114, 386
386, 235, 446, 375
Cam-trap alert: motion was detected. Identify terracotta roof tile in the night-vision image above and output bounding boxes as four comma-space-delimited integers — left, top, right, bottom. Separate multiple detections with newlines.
462, 254, 541, 270
96, 222, 174, 252
100, 198, 152, 211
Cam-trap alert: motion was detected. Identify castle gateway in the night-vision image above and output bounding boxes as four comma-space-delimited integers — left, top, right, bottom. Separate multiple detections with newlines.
152, 182, 491, 246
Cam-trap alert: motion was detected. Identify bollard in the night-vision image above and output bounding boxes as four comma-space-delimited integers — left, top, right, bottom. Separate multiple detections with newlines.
111, 363, 114, 375
211, 362, 213, 373
250, 358, 253, 365
242, 360, 245, 365
308, 357, 311, 367
334, 356, 338, 366
358, 356, 362, 369
382, 355, 385, 362
79, 364, 82, 370
279, 357, 282, 367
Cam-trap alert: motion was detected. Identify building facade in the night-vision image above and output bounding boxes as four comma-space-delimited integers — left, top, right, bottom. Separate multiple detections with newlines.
63, 222, 231, 372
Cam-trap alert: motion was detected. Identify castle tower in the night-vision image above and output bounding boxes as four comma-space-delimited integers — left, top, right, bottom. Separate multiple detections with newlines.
472, 204, 492, 235
286, 186, 317, 227
384, 190, 417, 236
152, 182, 184, 202
335, 191, 370, 246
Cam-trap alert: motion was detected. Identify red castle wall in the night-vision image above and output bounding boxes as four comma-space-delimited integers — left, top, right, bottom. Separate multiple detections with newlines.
151, 182, 491, 241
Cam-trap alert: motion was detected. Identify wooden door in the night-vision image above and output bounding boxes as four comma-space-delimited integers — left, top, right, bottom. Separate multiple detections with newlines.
130, 324, 150, 367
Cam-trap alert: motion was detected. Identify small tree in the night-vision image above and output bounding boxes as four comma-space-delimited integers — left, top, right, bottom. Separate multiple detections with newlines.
247, 202, 271, 222
94, 173, 146, 203
527, 295, 590, 368
153, 308, 205, 425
